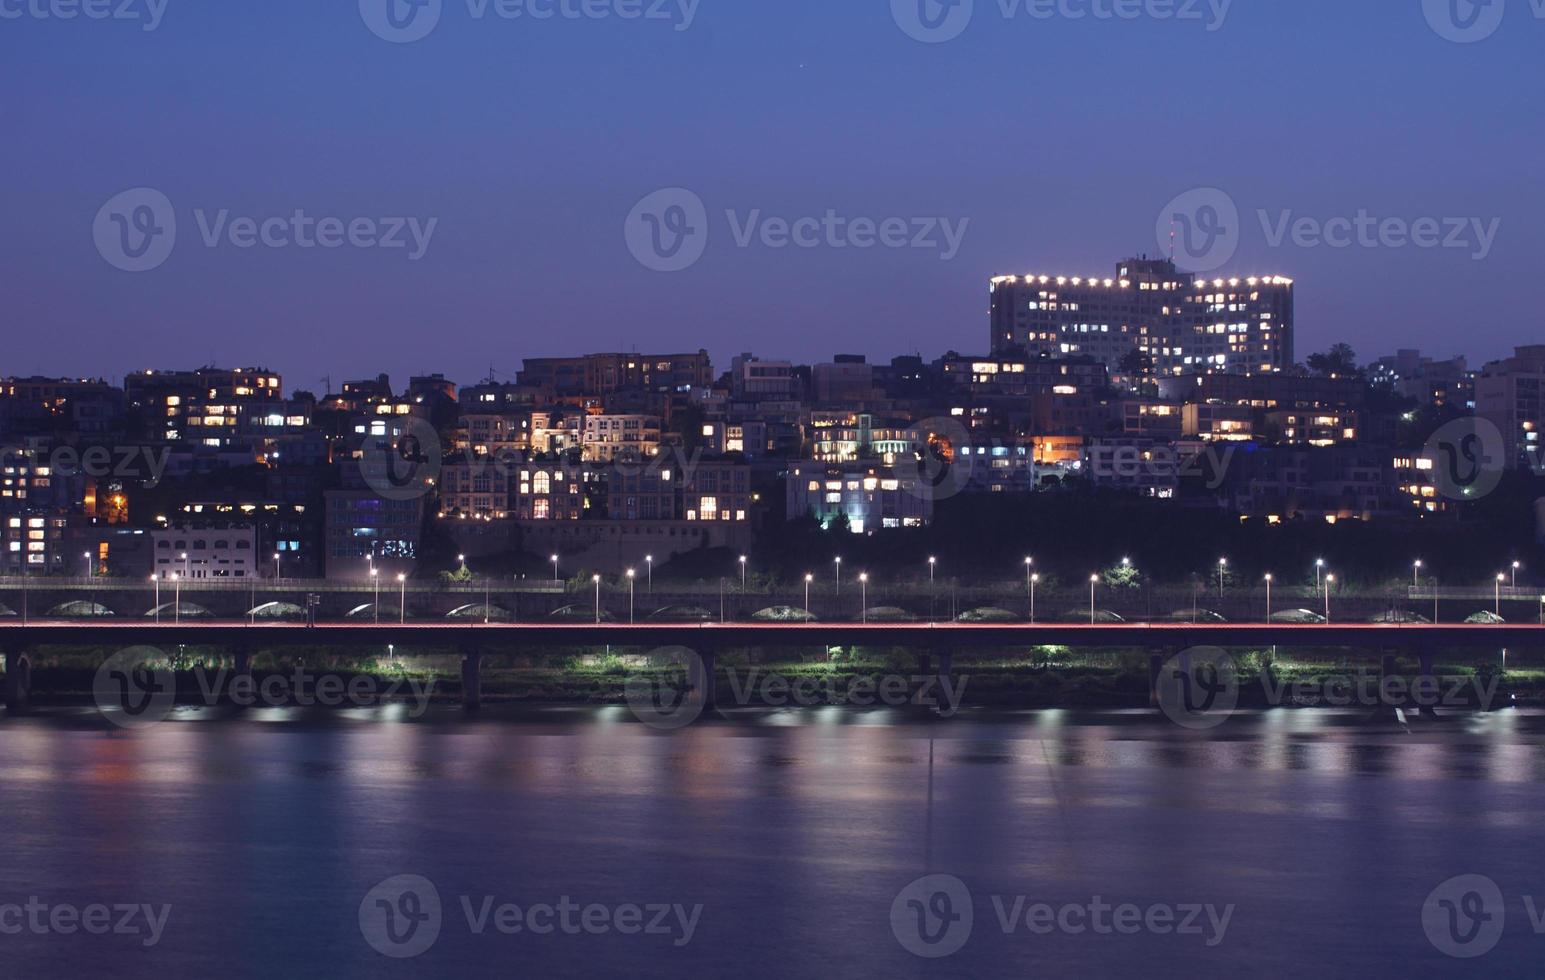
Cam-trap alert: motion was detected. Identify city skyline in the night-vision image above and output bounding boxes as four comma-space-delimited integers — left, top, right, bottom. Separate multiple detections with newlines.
4, 1, 1540, 388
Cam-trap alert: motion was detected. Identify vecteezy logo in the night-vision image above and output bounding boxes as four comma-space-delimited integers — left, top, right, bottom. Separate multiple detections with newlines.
1422, 874, 1504, 958
359, 0, 442, 42
1155, 646, 1239, 731
890, 874, 973, 958
360, 874, 442, 958
624, 188, 709, 272
1156, 187, 1239, 273
1423, 0, 1507, 43
892, 416, 975, 504
624, 647, 707, 730
360, 416, 443, 502
93, 647, 176, 729
1425, 416, 1506, 502
891, 0, 974, 43
93, 188, 177, 273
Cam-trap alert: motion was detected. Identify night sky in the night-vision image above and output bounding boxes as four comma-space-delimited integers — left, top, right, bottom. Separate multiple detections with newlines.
4, 0, 1541, 391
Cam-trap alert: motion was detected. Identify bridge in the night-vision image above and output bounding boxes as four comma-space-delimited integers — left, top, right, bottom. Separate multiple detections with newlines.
1, 620, 1539, 712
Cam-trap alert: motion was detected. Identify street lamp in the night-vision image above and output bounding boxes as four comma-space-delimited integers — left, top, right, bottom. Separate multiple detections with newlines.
1314, 558, 1324, 590
1089, 574, 1099, 624
739, 555, 748, 590
928, 556, 936, 584
1030, 573, 1039, 624
551, 554, 560, 582
456, 553, 466, 575
834, 557, 842, 596
181, 551, 189, 577
645, 555, 654, 593
152, 574, 160, 624
1264, 573, 1273, 622
171, 572, 181, 624
1324, 573, 1334, 623
1217, 557, 1228, 595
1512, 561, 1522, 589
593, 573, 602, 623
859, 572, 868, 624
1413, 560, 1423, 588
398, 573, 406, 623
1496, 573, 1506, 616
274, 552, 282, 581
626, 568, 636, 624
804, 573, 813, 617
370, 567, 380, 624
1024, 557, 1034, 590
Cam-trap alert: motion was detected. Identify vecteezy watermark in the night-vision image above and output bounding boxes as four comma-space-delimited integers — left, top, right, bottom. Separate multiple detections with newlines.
890, 874, 1234, 958
623, 649, 969, 729
1086, 443, 1235, 491
0, 444, 171, 489
358, 0, 700, 43
892, 0, 1232, 44
93, 648, 437, 728
94, 188, 438, 272
0, 898, 172, 948
1422, 0, 1545, 44
1156, 647, 1504, 730
1158, 187, 1503, 270
1422, 872, 1545, 957
1154, 646, 1239, 731
0, 0, 169, 31
1157, 187, 1239, 273
1425, 416, 1507, 502
360, 416, 445, 502
359, 874, 703, 958
624, 187, 970, 272
892, 416, 976, 503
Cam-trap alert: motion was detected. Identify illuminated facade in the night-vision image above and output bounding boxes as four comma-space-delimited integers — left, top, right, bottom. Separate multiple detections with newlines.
990, 257, 1294, 377
786, 462, 931, 532
124, 367, 283, 445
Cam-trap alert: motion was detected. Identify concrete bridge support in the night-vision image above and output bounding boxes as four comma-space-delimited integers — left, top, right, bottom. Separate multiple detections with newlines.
690, 648, 717, 715
461, 652, 483, 710
4, 649, 32, 712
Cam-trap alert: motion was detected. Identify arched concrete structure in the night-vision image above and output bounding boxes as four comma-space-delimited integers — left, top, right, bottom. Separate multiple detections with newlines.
47, 601, 115, 618
752, 606, 816, 622
145, 602, 213, 619
447, 603, 514, 622
250, 602, 307, 620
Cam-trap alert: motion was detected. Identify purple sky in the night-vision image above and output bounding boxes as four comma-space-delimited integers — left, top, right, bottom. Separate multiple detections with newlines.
3, 0, 1542, 393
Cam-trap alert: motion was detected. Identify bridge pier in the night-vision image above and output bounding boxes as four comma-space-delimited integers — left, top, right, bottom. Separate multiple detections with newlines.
1415, 648, 1439, 717
4, 650, 32, 713
461, 652, 483, 711
690, 649, 716, 715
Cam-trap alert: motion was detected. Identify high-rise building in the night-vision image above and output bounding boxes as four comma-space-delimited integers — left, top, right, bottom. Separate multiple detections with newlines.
989, 257, 1294, 377
1476, 345, 1545, 469
124, 367, 283, 444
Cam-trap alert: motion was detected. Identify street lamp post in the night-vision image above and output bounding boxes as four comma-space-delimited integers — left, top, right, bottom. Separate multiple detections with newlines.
928, 556, 936, 584
551, 554, 560, 582
1324, 574, 1334, 623
834, 557, 842, 596
1030, 573, 1039, 624
1089, 574, 1099, 624
626, 569, 636, 624
371, 568, 380, 624
1264, 573, 1273, 622
1496, 573, 1505, 616
739, 555, 748, 590
172, 573, 181, 624
181, 552, 189, 578
645, 555, 654, 594
1513, 561, 1522, 589
398, 573, 406, 624
1217, 558, 1227, 596
859, 573, 868, 624
1413, 560, 1423, 588
1314, 558, 1324, 590
274, 552, 282, 581
152, 575, 160, 624
1024, 557, 1033, 591
804, 573, 813, 618
593, 574, 602, 624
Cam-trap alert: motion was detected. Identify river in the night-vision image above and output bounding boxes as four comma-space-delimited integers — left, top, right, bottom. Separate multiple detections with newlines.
1, 705, 1542, 977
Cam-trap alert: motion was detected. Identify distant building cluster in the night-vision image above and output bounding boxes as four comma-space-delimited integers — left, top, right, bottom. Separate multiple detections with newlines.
0, 256, 1537, 577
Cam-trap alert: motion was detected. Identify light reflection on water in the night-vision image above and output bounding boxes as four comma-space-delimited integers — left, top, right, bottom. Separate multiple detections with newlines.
2, 706, 1544, 978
